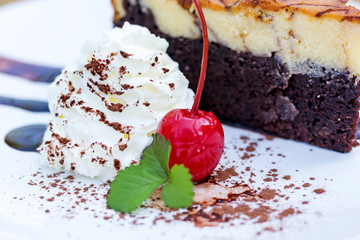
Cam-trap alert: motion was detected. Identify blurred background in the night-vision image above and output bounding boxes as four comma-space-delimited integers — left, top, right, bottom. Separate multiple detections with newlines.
0, 0, 21, 7
0, 0, 113, 67
0, 0, 17, 5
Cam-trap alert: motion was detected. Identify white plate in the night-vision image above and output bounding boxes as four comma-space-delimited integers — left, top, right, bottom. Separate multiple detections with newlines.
0, 0, 360, 240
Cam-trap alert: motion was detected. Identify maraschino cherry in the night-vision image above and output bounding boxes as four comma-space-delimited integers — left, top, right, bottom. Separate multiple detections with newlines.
157, 0, 224, 182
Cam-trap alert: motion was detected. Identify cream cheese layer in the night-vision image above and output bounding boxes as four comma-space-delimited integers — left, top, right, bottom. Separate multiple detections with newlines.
115, 0, 360, 76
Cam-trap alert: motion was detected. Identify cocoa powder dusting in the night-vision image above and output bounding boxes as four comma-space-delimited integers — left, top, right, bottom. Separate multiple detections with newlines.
283, 175, 291, 180
279, 208, 295, 218
245, 142, 258, 152
85, 58, 109, 80
8, 132, 330, 235
213, 167, 238, 182
259, 188, 277, 200
120, 51, 132, 59
313, 188, 326, 194
241, 153, 255, 160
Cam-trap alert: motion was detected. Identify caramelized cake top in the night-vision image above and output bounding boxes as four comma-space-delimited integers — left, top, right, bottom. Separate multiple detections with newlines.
177, 0, 360, 21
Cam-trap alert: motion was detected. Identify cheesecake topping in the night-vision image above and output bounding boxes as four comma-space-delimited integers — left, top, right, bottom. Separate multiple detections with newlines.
174, 0, 360, 21
114, 0, 360, 76
114, 0, 360, 21
38, 22, 194, 179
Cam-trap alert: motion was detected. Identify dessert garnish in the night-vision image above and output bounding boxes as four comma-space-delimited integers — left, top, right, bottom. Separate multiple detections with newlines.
107, 133, 194, 212
37, 23, 194, 179
107, 0, 224, 212
157, 0, 224, 182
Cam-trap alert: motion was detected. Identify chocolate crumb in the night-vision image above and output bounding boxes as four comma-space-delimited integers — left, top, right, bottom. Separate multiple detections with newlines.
259, 188, 277, 200
119, 66, 128, 75
263, 177, 272, 182
313, 188, 326, 194
114, 159, 121, 171
85, 58, 109, 81
213, 167, 238, 182
121, 84, 133, 90
118, 144, 128, 151
245, 142, 257, 152
120, 51, 132, 59
241, 153, 255, 160
279, 208, 295, 218
283, 175, 291, 180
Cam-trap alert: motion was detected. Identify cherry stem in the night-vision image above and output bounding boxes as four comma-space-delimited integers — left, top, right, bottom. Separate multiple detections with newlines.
190, 0, 209, 117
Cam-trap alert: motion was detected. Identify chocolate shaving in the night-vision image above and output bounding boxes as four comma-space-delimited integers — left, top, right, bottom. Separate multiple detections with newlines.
120, 51, 132, 59
85, 58, 109, 81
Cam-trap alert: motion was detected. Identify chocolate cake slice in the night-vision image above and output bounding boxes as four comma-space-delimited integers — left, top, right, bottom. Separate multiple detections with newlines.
111, 0, 360, 152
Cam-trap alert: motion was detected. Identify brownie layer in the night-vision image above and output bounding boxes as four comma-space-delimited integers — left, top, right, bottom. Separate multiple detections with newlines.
115, 1, 360, 152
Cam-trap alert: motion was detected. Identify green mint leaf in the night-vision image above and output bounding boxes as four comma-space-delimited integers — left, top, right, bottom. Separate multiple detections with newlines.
107, 133, 171, 212
107, 164, 167, 213
139, 133, 170, 179
107, 133, 194, 213
162, 164, 194, 209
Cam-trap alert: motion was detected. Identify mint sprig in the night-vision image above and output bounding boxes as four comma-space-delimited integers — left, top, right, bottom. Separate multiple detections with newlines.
162, 164, 193, 208
107, 133, 194, 213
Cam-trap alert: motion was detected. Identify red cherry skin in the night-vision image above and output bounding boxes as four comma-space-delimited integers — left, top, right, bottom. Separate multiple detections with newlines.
157, 109, 224, 182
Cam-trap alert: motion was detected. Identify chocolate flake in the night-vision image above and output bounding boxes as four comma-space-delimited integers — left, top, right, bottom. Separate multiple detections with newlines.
119, 66, 128, 76
213, 167, 238, 182
313, 188, 326, 194
106, 103, 125, 112
120, 51, 132, 59
114, 159, 121, 171
162, 68, 170, 74
85, 58, 109, 81
118, 144, 128, 151
59, 94, 70, 104
52, 133, 70, 145
121, 84, 133, 90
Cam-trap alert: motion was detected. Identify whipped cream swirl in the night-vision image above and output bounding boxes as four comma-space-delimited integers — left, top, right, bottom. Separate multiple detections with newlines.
38, 22, 194, 179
